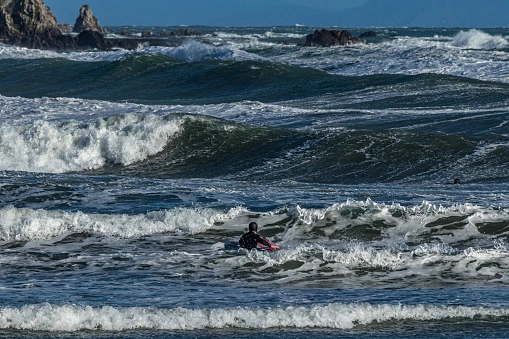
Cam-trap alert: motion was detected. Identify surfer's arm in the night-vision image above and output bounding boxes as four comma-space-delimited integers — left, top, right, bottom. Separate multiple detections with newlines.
256, 235, 271, 247
257, 235, 279, 250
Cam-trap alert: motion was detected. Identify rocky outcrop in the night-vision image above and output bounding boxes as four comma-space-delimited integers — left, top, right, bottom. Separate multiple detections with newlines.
0, 0, 62, 48
0, 0, 203, 50
359, 31, 377, 38
72, 4, 102, 33
160, 28, 204, 37
305, 29, 365, 47
119, 28, 204, 39
76, 29, 106, 49
58, 23, 72, 34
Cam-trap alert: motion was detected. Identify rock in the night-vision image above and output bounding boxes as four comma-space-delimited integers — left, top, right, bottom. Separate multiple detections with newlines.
117, 29, 132, 37
159, 28, 204, 37
359, 31, 377, 38
76, 29, 106, 49
305, 29, 365, 47
141, 30, 152, 37
175, 28, 204, 36
0, 0, 62, 48
0, 0, 184, 50
73, 4, 102, 33
58, 23, 72, 34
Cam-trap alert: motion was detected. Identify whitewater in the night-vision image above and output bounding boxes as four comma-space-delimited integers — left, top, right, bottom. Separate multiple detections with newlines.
1, 26, 509, 338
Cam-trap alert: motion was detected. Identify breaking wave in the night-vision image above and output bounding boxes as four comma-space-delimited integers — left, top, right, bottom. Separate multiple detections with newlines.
0, 113, 183, 173
0, 205, 245, 241
1, 303, 508, 332
451, 29, 508, 49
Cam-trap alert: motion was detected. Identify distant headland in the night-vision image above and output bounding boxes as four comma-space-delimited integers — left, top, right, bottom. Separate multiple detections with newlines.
0, 0, 369, 50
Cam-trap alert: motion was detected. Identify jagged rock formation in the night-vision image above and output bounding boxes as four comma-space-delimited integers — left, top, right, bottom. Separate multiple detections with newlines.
72, 4, 102, 33
58, 23, 72, 34
0, 0, 176, 50
305, 29, 365, 47
0, 0, 63, 48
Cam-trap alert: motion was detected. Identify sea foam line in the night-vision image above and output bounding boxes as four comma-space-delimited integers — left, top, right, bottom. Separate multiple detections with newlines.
0, 303, 507, 331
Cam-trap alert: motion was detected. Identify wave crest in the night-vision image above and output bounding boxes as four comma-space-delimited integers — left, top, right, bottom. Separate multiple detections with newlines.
0, 206, 246, 241
283, 200, 509, 246
1, 303, 508, 331
0, 113, 182, 173
451, 29, 508, 49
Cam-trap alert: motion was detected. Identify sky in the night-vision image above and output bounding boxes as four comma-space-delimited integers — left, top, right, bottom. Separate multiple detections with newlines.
43, 0, 364, 26
44, 0, 508, 28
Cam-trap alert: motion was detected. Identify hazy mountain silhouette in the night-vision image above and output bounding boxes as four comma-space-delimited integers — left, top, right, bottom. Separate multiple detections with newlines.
335, 0, 509, 27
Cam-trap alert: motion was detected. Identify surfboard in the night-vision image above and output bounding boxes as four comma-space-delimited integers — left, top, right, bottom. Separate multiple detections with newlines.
256, 238, 280, 251
224, 239, 279, 251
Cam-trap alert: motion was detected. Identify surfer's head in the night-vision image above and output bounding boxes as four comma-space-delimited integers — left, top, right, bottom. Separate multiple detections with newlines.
248, 222, 258, 232
454, 178, 461, 184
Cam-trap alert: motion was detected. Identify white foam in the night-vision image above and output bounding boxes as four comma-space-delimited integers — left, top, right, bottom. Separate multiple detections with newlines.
248, 243, 403, 270
283, 200, 507, 246
0, 43, 63, 60
0, 42, 130, 62
263, 31, 306, 39
321, 242, 402, 269
139, 41, 241, 61
0, 205, 246, 241
0, 303, 507, 331
411, 243, 458, 257
1, 40, 261, 63
262, 31, 509, 83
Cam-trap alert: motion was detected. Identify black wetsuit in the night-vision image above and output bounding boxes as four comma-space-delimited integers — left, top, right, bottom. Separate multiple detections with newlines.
238, 231, 271, 250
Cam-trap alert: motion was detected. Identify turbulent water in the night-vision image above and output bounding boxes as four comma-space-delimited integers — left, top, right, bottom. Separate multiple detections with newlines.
1, 26, 509, 338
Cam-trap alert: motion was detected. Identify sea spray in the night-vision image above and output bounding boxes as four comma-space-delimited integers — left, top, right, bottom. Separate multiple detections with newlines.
451, 29, 508, 49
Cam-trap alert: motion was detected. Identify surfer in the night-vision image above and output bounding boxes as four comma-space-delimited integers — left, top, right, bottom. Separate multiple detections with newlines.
447, 178, 461, 184
239, 222, 279, 251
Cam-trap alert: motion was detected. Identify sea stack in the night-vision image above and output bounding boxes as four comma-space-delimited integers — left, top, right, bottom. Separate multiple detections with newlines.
72, 4, 103, 33
0, 0, 198, 50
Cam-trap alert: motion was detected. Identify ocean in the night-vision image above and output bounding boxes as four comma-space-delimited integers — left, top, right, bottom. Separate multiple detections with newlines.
1, 26, 509, 338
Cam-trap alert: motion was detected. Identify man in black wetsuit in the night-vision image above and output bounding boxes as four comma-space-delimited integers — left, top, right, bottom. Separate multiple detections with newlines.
238, 222, 278, 250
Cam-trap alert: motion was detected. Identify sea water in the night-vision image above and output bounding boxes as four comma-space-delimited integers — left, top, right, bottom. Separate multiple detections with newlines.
1, 26, 509, 338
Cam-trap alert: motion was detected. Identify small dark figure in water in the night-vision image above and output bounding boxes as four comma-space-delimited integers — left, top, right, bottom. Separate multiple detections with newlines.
446, 178, 461, 185
239, 222, 279, 250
